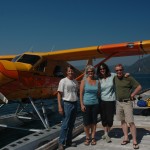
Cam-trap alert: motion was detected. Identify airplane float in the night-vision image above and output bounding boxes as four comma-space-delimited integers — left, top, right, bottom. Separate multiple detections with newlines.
0, 39, 150, 129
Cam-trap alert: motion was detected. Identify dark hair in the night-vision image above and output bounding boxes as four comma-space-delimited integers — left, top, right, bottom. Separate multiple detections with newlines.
66, 65, 74, 71
97, 63, 111, 79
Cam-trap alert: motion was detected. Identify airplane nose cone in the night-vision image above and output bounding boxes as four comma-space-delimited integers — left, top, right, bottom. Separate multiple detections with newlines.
0, 60, 18, 85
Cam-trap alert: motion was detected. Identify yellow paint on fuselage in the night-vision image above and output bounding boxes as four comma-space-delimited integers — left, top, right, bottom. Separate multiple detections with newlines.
0, 60, 32, 71
142, 40, 150, 52
14, 62, 32, 71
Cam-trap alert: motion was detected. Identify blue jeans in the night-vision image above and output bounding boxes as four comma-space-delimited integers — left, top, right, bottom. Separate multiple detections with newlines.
59, 101, 77, 145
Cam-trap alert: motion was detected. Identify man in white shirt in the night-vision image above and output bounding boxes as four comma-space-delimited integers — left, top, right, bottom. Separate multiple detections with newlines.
57, 65, 79, 150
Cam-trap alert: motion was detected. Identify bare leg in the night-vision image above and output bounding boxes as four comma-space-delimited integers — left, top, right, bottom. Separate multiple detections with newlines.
129, 122, 137, 144
107, 126, 111, 133
104, 126, 107, 134
84, 125, 90, 139
121, 120, 129, 141
91, 124, 97, 145
83, 125, 91, 145
91, 124, 96, 138
105, 126, 111, 142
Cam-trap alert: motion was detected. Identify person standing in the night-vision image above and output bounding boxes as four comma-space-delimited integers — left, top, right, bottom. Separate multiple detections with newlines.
57, 65, 79, 150
80, 65, 100, 146
114, 64, 142, 149
97, 63, 116, 143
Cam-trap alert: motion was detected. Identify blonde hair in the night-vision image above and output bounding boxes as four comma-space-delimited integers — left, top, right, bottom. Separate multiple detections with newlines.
85, 65, 95, 74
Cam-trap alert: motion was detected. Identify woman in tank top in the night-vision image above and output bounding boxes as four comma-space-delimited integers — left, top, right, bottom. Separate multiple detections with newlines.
80, 65, 100, 146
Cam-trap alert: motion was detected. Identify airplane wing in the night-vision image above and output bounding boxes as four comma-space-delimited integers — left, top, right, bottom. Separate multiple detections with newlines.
41, 40, 150, 61
1, 40, 150, 62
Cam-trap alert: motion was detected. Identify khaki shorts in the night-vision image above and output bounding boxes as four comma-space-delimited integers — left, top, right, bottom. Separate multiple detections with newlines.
116, 101, 134, 123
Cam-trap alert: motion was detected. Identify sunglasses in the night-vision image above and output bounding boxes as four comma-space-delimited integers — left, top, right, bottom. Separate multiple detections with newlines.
99, 68, 106, 70
115, 69, 123, 72
88, 70, 94, 73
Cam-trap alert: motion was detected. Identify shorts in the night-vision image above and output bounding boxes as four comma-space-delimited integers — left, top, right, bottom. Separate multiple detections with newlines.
116, 101, 134, 123
83, 104, 99, 126
100, 100, 116, 127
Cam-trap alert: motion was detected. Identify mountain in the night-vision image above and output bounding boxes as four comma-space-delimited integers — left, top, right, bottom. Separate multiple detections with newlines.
125, 55, 150, 74
74, 55, 150, 74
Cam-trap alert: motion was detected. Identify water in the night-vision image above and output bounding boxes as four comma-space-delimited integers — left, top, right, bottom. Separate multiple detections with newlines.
0, 99, 82, 148
132, 74, 150, 90
0, 74, 149, 148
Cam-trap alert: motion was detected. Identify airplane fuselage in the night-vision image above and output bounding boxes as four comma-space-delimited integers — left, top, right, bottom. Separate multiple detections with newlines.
0, 53, 81, 102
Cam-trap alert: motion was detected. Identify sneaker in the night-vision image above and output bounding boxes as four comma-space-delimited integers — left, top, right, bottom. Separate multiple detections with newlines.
66, 142, 77, 147
102, 135, 106, 140
58, 144, 64, 150
105, 135, 111, 143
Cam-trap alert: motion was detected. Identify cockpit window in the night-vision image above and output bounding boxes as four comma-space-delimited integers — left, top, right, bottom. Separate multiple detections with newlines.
53, 65, 64, 78
36, 61, 47, 72
16, 54, 41, 65
11, 55, 21, 62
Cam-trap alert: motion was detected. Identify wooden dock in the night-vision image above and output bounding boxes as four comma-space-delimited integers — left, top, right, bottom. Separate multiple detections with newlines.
36, 115, 150, 150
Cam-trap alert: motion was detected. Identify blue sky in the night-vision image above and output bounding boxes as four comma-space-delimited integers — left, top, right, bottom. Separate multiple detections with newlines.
0, 0, 150, 66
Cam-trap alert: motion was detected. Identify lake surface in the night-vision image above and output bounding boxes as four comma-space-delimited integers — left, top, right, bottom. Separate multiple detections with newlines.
133, 74, 150, 90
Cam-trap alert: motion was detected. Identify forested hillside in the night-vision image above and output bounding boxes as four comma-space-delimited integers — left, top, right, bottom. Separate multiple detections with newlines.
125, 55, 150, 74
75, 55, 150, 74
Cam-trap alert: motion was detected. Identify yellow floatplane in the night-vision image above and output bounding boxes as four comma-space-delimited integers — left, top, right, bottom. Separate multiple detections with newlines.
0, 40, 150, 129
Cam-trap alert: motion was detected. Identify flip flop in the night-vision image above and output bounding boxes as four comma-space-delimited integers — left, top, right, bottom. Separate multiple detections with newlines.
91, 138, 96, 145
133, 143, 139, 149
121, 140, 130, 145
84, 138, 90, 146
